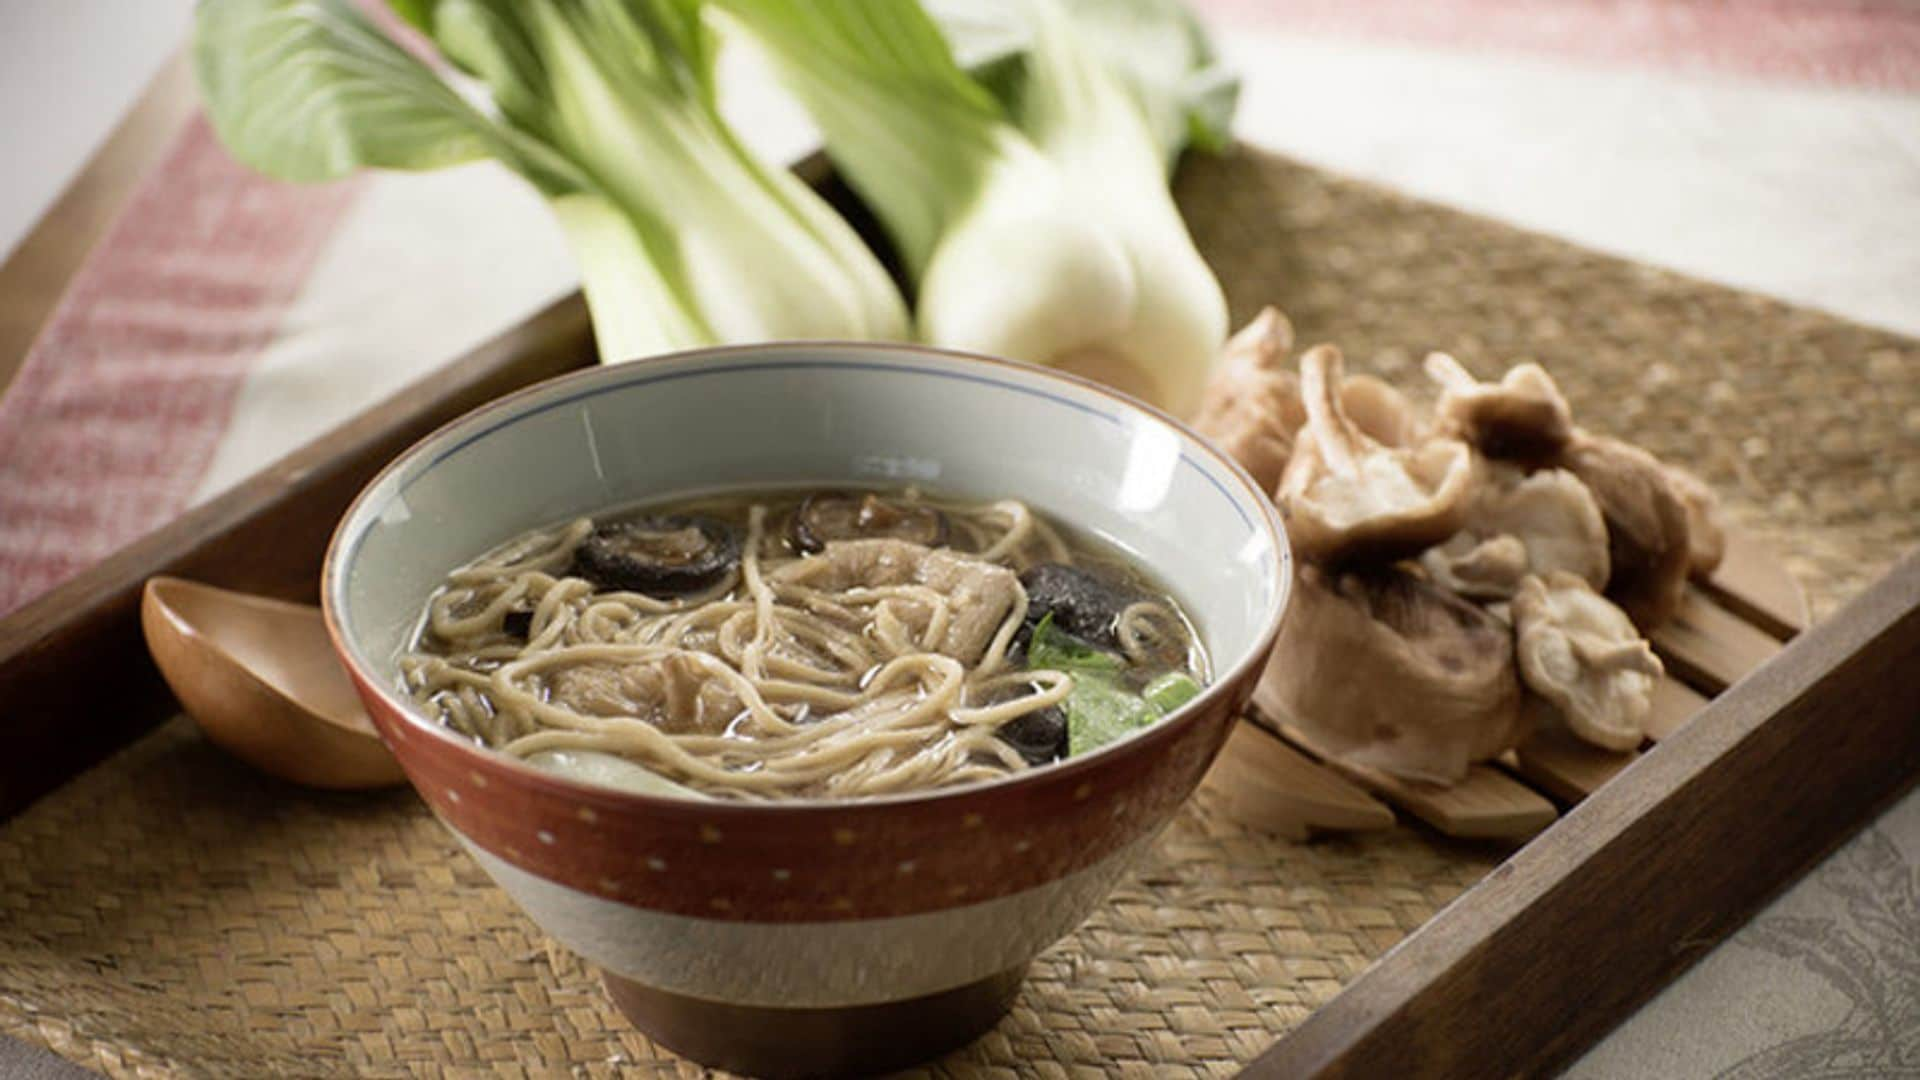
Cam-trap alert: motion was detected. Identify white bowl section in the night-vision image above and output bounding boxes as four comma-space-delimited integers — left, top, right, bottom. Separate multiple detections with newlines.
331, 342, 1289, 727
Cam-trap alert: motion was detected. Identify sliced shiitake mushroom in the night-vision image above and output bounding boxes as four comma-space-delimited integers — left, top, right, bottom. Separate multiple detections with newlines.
1339, 372, 1424, 449
1558, 432, 1692, 630
572, 515, 741, 596
1421, 532, 1531, 601
1425, 353, 1574, 463
1018, 562, 1144, 650
1263, 563, 1526, 786
1663, 463, 1728, 578
1194, 308, 1304, 493
789, 491, 949, 553
1420, 465, 1610, 601
998, 706, 1069, 766
1278, 346, 1475, 566
1512, 572, 1663, 752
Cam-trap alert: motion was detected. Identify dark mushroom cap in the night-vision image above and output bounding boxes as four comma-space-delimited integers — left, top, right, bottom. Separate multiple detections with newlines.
572, 515, 741, 596
997, 706, 1069, 766
1017, 562, 1146, 650
789, 492, 949, 553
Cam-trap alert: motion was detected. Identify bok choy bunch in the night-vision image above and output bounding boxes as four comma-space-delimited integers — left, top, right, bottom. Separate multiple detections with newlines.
194, 0, 910, 361
715, 0, 1233, 415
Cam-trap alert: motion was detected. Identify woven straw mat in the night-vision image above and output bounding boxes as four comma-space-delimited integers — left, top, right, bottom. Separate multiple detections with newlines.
4, 148, 1915, 1078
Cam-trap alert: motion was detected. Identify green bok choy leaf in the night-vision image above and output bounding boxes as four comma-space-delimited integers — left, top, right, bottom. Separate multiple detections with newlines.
194, 0, 909, 362
1026, 614, 1200, 758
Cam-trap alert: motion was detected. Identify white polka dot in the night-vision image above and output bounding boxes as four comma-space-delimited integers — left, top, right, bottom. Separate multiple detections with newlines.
577, 807, 599, 824
598, 877, 621, 893
537, 830, 556, 846
896, 860, 917, 876
646, 857, 667, 872
771, 868, 791, 881
445, 789, 461, 804
469, 771, 488, 788
1013, 839, 1032, 853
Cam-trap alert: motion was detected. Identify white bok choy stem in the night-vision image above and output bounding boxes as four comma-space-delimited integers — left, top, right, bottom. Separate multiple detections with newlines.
715, 0, 1230, 416
194, 0, 909, 363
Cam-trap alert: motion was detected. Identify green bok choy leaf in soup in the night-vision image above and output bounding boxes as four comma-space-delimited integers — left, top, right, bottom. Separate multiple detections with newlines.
193, 0, 908, 362
714, 0, 1233, 416
1025, 614, 1200, 758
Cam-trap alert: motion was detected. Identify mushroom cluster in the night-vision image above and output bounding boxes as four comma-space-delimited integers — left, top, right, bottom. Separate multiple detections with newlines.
1200, 308, 1729, 786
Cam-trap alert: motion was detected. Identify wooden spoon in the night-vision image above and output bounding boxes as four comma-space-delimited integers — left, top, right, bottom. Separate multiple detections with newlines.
141, 576, 404, 789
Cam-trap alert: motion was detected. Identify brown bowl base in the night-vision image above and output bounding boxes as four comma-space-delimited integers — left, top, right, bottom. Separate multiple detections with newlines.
602, 964, 1027, 1078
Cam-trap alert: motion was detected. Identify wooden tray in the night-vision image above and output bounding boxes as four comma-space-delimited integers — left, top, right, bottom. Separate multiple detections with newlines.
3, 148, 1918, 1078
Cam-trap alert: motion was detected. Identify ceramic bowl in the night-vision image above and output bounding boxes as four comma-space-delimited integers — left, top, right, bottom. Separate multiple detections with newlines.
322, 342, 1291, 1076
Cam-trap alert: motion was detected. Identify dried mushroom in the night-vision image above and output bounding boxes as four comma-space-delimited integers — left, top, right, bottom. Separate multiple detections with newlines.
1017, 562, 1145, 650
790, 491, 949, 553
1512, 572, 1664, 751
1420, 465, 1610, 600
1278, 346, 1475, 565
1558, 432, 1692, 630
1425, 353, 1574, 462
1264, 563, 1526, 786
573, 515, 741, 596
1340, 373, 1424, 449
1422, 532, 1531, 600
1663, 464, 1728, 578
1193, 308, 1305, 493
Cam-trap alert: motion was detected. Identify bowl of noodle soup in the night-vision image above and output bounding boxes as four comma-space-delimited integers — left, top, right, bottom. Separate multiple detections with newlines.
323, 342, 1290, 1076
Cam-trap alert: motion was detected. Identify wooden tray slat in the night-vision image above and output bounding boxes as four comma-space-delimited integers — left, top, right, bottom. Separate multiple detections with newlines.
1645, 676, 1712, 743
1704, 531, 1809, 639
1651, 589, 1785, 694
1264, 716, 1559, 840
1505, 726, 1637, 803
1204, 721, 1396, 839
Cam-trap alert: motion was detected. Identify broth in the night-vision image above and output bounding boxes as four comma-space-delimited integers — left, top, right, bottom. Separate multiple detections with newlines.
401, 488, 1208, 800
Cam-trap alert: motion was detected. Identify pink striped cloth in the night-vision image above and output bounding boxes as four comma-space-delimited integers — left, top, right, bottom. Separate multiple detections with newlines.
1, 0, 1917, 617
1212, 0, 1920, 92
0, 120, 358, 613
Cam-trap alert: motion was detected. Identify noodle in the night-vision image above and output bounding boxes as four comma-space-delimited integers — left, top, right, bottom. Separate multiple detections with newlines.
402, 491, 1200, 799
